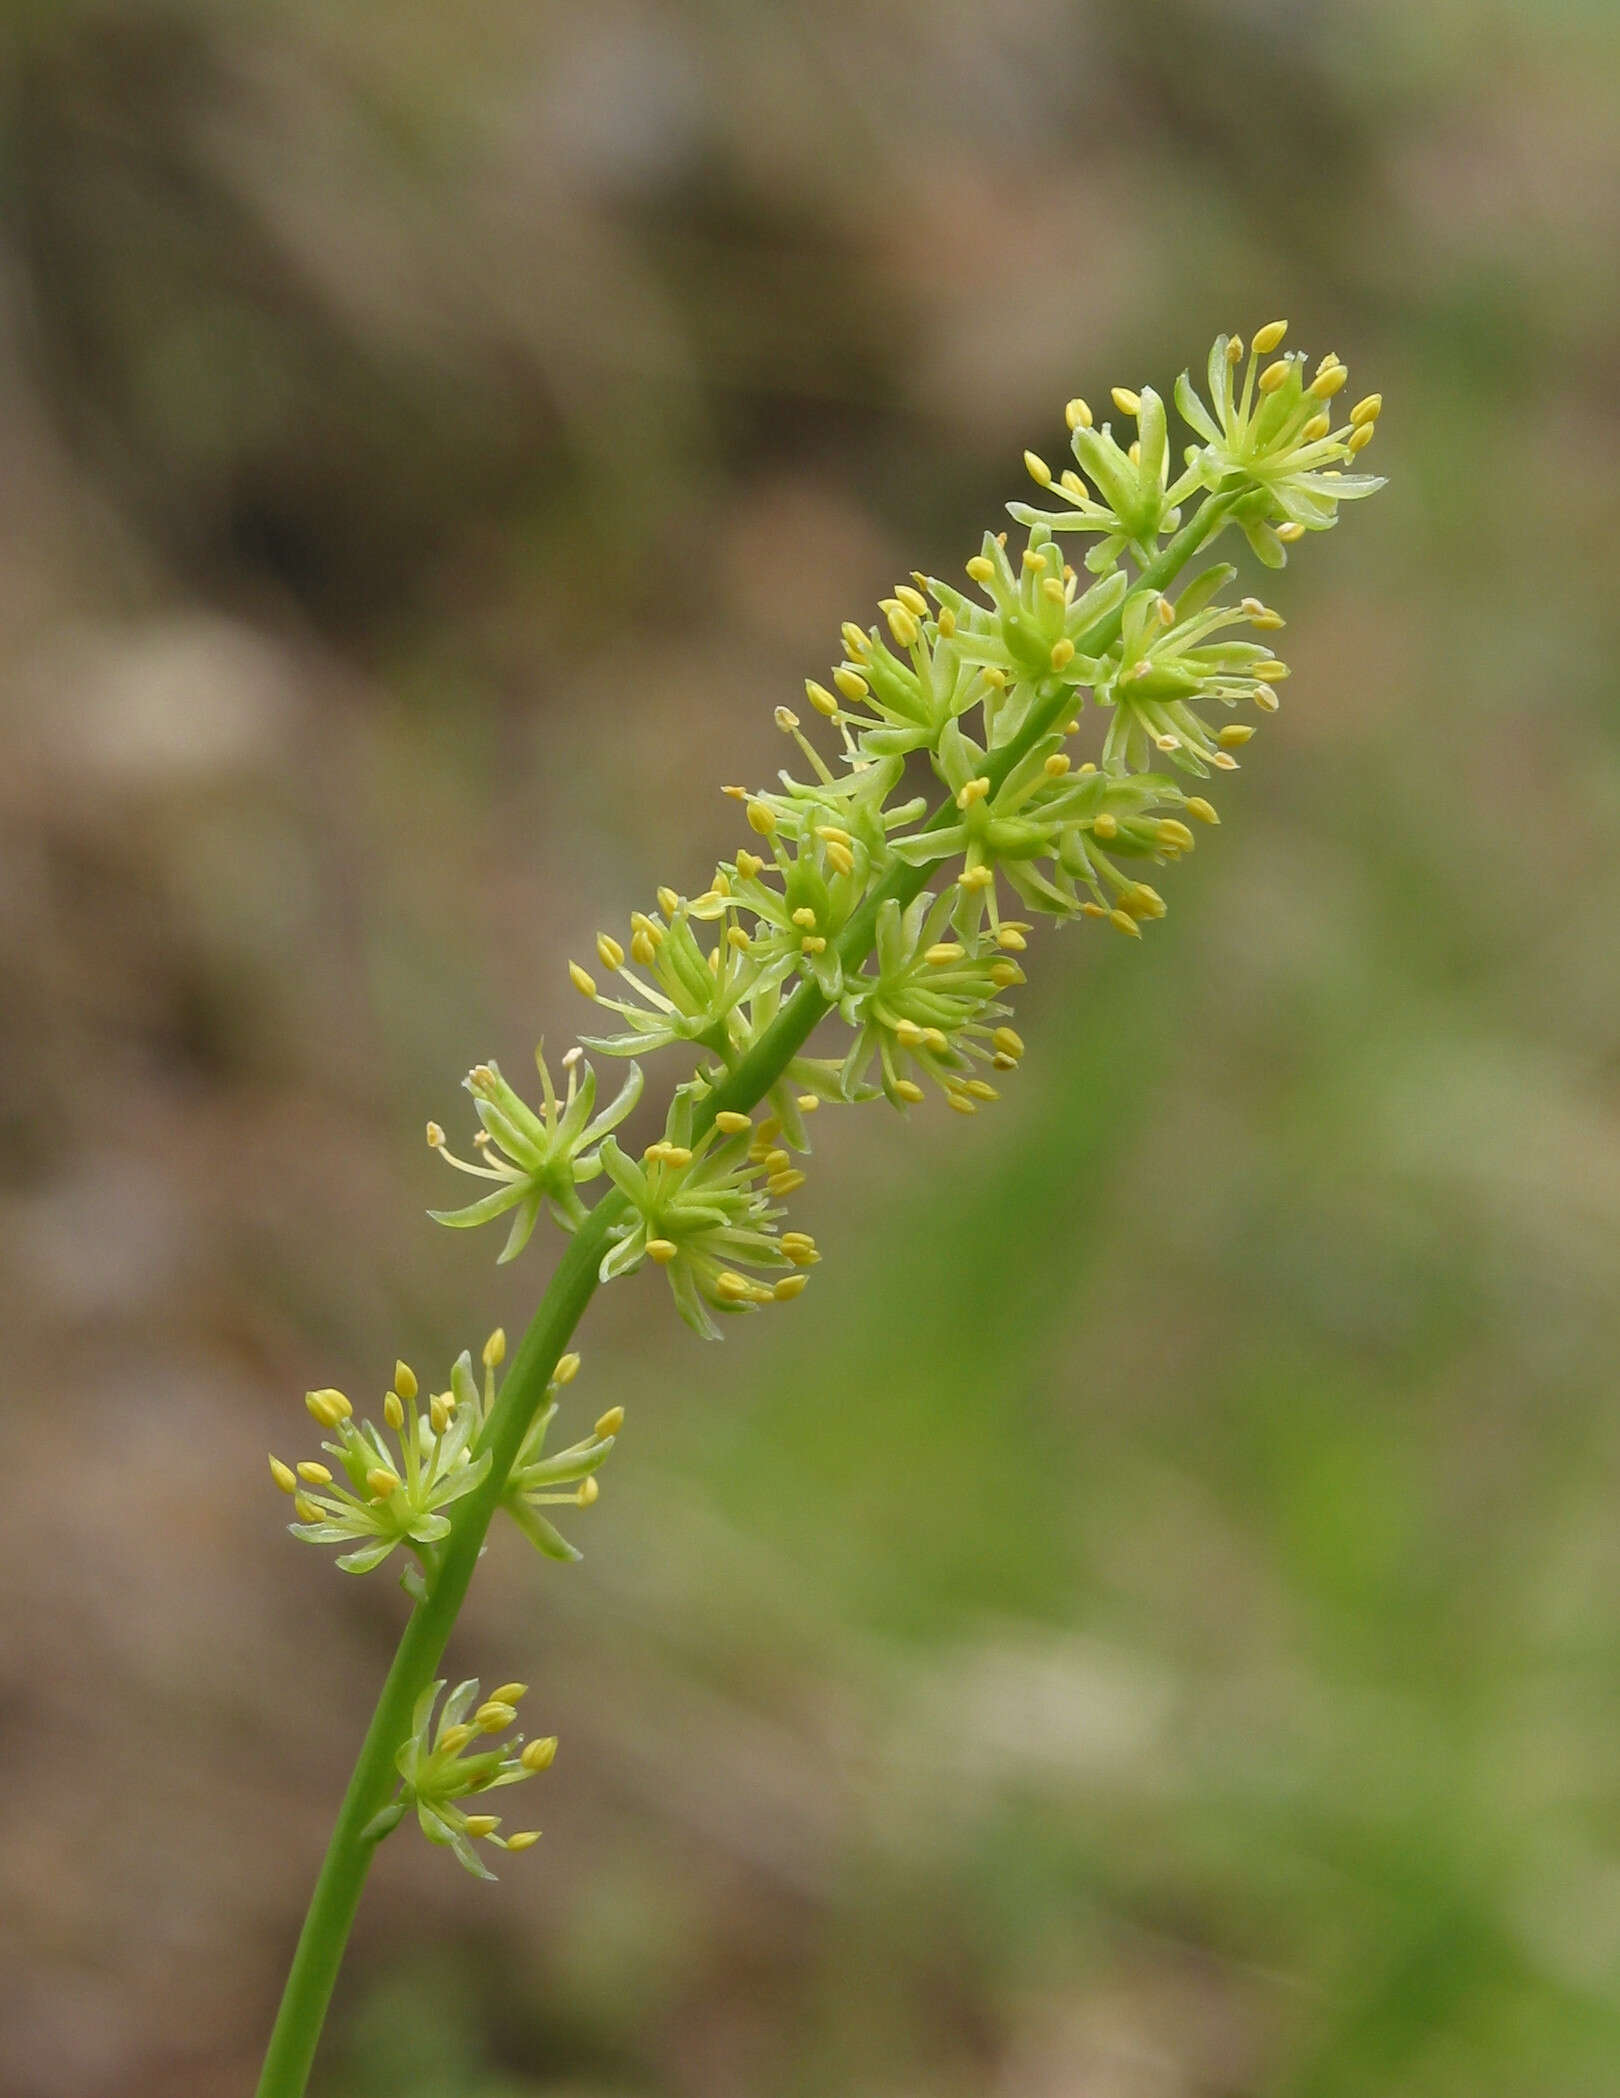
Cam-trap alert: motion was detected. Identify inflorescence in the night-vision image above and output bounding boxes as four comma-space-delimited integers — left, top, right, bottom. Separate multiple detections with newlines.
272, 322, 1384, 1877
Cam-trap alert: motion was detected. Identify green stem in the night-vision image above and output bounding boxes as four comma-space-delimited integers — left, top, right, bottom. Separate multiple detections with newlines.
255, 493, 1233, 2097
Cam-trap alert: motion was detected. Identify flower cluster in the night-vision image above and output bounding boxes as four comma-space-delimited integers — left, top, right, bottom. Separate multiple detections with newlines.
270, 1341, 621, 1573
270, 322, 1385, 1889
383, 1677, 556, 1879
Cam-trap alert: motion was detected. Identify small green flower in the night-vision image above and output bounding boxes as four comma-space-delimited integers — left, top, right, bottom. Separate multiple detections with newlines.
388, 1676, 555, 1879
572, 893, 752, 1058
927, 529, 1128, 713
428, 1045, 643, 1260
596, 1104, 812, 1338
1010, 386, 1191, 572
1173, 321, 1384, 563
838, 891, 1022, 1112
458, 1330, 622, 1562
269, 1361, 491, 1575
1092, 567, 1291, 776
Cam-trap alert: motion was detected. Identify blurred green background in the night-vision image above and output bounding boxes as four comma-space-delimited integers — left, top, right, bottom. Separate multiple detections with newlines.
2, 2, 1618, 2093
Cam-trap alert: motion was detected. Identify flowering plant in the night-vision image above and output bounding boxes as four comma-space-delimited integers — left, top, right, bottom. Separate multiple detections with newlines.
254, 322, 1384, 2096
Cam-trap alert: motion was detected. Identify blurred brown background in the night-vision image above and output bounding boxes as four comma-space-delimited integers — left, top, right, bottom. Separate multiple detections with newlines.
2, 2, 1619, 2094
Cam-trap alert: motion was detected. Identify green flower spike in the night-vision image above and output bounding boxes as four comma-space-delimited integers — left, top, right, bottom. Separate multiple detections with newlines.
461, 1329, 623, 1562
269, 1361, 491, 1575
385, 1676, 556, 1880
428, 1045, 643, 1260
1173, 320, 1385, 564
595, 1103, 813, 1338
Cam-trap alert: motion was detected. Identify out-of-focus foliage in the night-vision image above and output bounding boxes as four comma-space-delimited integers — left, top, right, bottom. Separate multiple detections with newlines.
1, 2, 1618, 2094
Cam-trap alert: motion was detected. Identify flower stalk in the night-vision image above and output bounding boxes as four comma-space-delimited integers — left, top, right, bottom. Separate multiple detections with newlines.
255, 323, 1384, 2098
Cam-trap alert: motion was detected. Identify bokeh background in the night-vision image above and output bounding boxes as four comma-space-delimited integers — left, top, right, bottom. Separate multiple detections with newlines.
3, 2, 1618, 2093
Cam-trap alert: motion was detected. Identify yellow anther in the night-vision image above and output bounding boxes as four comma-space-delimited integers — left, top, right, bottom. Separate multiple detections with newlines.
1080, 900, 1109, 918
841, 621, 870, 659
657, 885, 680, 917
595, 933, 625, 971
554, 1353, 581, 1385
804, 679, 840, 717
1275, 521, 1306, 542
1217, 724, 1255, 748
462, 1816, 499, 1839
781, 1231, 819, 1264
799, 934, 827, 955
883, 601, 920, 647
1065, 397, 1093, 430
306, 1387, 352, 1427
1153, 732, 1182, 753
715, 1110, 752, 1134
1300, 413, 1330, 444
764, 1148, 791, 1173
1243, 597, 1285, 629
981, 665, 1007, 689
366, 1467, 400, 1500
490, 1682, 529, 1705
925, 941, 965, 965
1156, 819, 1196, 853
568, 961, 597, 998
1309, 363, 1347, 399
269, 1456, 297, 1494
1226, 336, 1245, 364
646, 1238, 678, 1264
1350, 393, 1382, 426
594, 1406, 625, 1438
1258, 358, 1291, 393
661, 1144, 693, 1168
504, 1831, 543, 1852
1093, 811, 1118, 840
965, 554, 996, 583
796, 1093, 820, 1111
1041, 577, 1066, 607
993, 1026, 1025, 1058
521, 1735, 558, 1771
995, 926, 1026, 952
388, 1360, 416, 1404
425, 1120, 445, 1149
1127, 441, 1141, 465
964, 1079, 999, 1101
1023, 449, 1053, 487
1021, 547, 1046, 574
989, 960, 1023, 988
896, 583, 928, 616
938, 605, 957, 637
1252, 319, 1288, 354
945, 1090, 977, 1115
956, 776, 991, 809
1129, 884, 1167, 918
1211, 751, 1241, 770
475, 1700, 518, 1733
773, 706, 800, 735
758, 1117, 782, 1142
824, 840, 855, 875
893, 1079, 925, 1103
482, 1328, 506, 1369
1050, 637, 1076, 671
1108, 908, 1142, 938
1347, 423, 1376, 454
790, 906, 817, 930
735, 850, 764, 880
438, 1724, 474, 1754
959, 864, 994, 891
631, 928, 658, 966
833, 666, 869, 702
1185, 796, 1219, 824
576, 1476, 599, 1507
1111, 386, 1141, 416
383, 1390, 405, 1430
293, 1492, 322, 1522
921, 1027, 949, 1053
774, 1273, 809, 1301
714, 1271, 752, 1302
746, 800, 777, 837
429, 1393, 453, 1435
